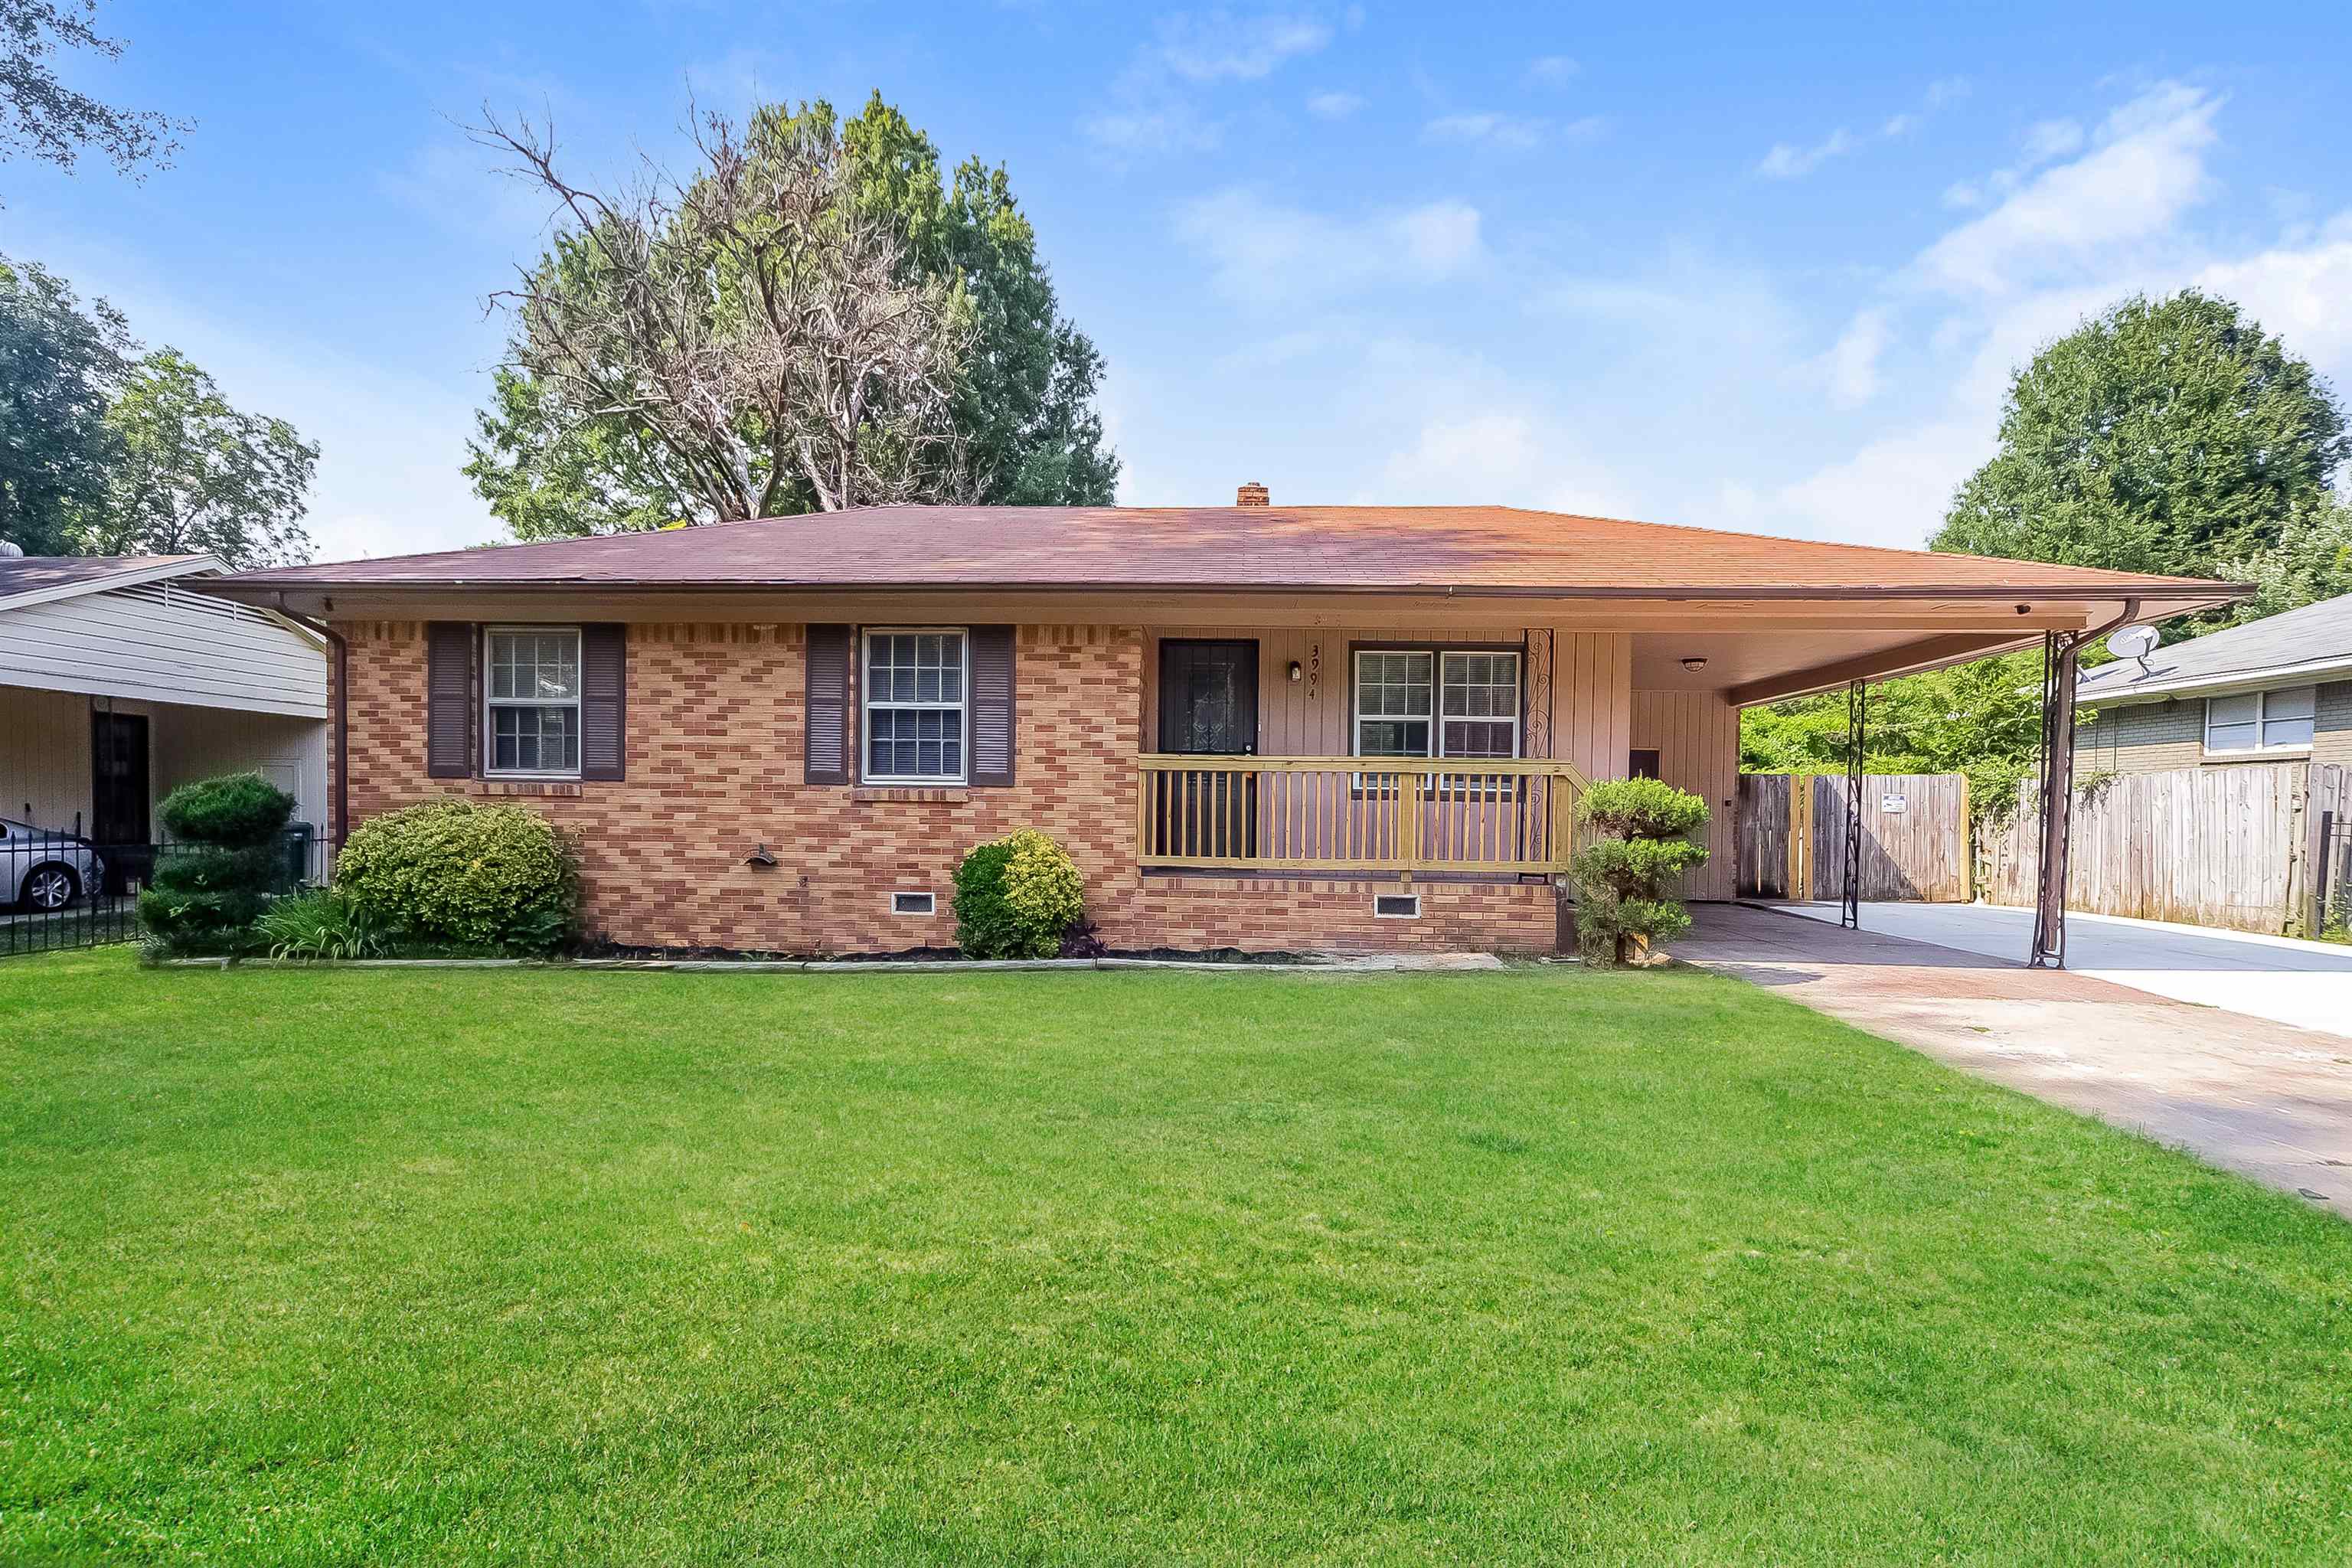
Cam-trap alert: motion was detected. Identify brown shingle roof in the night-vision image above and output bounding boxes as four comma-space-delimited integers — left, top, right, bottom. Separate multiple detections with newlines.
211, 505, 2240, 600
0, 554, 216, 602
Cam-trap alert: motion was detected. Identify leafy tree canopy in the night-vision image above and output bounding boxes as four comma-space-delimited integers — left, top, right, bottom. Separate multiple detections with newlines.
0, 252, 129, 552
1933, 289, 2349, 582
468, 91, 1117, 539
73, 348, 318, 567
1748, 289, 2351, 821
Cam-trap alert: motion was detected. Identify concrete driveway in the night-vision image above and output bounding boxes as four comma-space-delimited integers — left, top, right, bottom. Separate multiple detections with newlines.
1677, 904, 2352, 1214
1776, 900, 2352, 1040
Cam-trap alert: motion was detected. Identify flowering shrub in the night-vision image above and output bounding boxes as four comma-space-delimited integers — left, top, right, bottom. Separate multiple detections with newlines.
953, 828, 1085, 959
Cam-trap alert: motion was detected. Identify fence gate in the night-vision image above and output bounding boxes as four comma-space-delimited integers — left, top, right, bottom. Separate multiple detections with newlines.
1736, 773, 1971, 904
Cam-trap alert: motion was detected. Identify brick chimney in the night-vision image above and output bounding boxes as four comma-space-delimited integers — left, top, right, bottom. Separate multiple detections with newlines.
1236, 481, 1270, 507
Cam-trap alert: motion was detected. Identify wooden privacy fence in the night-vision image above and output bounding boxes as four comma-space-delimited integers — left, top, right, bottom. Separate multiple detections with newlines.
1981, 762, 2348, 937
1736, 773, 1971, 903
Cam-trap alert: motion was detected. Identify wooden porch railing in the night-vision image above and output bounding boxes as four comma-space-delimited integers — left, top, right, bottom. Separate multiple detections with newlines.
1135, 754, 1592, 875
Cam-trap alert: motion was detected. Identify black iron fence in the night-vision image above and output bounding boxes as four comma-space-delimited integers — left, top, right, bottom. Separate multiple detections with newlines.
1, 828, 332, 959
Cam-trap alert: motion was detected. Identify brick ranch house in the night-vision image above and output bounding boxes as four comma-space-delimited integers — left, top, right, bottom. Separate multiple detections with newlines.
211, 492, 2236, 956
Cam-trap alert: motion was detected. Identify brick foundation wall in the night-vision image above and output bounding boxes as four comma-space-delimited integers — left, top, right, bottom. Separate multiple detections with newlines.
333, 620, 1564, 956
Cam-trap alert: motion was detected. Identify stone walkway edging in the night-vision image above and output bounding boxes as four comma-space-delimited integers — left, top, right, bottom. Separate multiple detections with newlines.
155, 952, 1511, 975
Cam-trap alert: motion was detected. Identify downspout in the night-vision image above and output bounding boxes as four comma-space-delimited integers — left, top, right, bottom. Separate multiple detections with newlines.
277, 604, 348, 863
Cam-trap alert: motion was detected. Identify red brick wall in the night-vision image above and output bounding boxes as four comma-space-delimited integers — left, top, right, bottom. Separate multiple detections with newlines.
333, 620, 1560, 956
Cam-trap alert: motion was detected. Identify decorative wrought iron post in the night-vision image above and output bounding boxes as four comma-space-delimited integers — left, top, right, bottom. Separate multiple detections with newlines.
2029, 631, 2083, 968
1841, 678, 1865, 929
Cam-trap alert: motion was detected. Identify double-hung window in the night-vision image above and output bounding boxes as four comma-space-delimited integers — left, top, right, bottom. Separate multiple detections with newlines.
863, 629, 968, 782
1353, 648, 1522, 766
2204, 685, 2316, 755
485, 626, 582, 777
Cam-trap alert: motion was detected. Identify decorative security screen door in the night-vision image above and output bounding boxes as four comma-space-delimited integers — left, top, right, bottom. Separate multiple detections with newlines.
1155, 640, 1259, 859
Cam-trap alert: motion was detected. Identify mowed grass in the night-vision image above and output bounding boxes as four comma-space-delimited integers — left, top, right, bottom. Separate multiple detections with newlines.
2, 953, 2347, 1564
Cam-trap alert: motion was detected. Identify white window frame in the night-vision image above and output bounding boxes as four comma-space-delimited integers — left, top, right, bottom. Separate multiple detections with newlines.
482, 625, 583, 780
1351, 648, 1524, 765
860, 626, 971, 786
2203, 685, 2317, 757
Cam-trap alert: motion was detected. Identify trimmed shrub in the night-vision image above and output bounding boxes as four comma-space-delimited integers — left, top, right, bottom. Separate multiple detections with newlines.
158, 772, 295, 848
139, 773, 299, 956
256, 889, 385, 960
953, 829, 1085, 959
336, 800, 580, 955
1570, 777, 1710, 967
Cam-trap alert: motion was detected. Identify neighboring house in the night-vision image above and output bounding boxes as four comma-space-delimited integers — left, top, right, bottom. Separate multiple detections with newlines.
2077, 593, 2352, 775
211, 491, 2232, 956
0, 554, 328, 895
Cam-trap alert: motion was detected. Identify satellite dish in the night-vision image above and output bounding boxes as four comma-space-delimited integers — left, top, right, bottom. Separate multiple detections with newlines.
2106, 624, 2159, 663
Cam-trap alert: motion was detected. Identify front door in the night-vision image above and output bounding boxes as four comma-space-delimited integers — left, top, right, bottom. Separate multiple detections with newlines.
1155, 640, 1259, 858
90, 711, 150, 893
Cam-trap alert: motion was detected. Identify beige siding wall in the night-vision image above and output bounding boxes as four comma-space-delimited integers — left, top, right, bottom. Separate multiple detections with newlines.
0, 684, 90, 830
0, 684, 327, 836
1632, 690, 1740, 901
1140, 626, 1633, 785
2083, 679, 2352, 774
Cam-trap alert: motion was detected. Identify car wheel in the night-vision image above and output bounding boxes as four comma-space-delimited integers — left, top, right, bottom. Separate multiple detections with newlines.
22, 864, 77, 913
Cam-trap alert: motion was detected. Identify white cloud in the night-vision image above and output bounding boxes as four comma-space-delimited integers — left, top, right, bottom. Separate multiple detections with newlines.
1174, 188, 1485, 305
1305, 90, 1364, 119
1758, 127, 1854, 179
1527, 54, 1579, 87
1154, 9, 1333, 83
1424, 112, 1547, 150
1916, 84, 2218, 296
1766, 82, 2352, 550
1085, 9, 1338, 162
1883, 112, 1923, 138
2194, 217, 2352, 369
1774, 416, 1989, 545
2020, 116, 2086, 164
1821, 307, 1891, 409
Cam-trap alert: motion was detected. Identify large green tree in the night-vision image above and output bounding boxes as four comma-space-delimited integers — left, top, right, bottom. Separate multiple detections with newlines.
2217, 489, 2352, 622
467, 93, 1116, 538
1933, 289, 2349, 580
0, 252, 129, 553
1747, 289, 2352, 820
72, 348, 316, 567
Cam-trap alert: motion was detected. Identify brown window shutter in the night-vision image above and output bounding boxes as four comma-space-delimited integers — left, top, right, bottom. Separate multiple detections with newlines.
805, 624, 854, 785
426, 622, 473, 778
580, 623, 626, 781
969, 626, 1015, 786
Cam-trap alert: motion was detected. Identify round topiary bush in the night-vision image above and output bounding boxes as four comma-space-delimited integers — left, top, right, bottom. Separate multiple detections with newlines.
952, 828, 1085, 959
336, 799, 581, 954
158, 771, 296, 848
139, 773, 299, 956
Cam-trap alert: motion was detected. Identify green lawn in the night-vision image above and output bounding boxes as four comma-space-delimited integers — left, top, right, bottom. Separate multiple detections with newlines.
2, 953, 2346, 1564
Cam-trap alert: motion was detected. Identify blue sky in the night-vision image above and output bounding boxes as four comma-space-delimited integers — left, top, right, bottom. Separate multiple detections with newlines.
9, 2, 2352, 561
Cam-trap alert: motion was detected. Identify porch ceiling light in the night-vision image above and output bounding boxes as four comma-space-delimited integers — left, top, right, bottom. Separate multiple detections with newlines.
1680, 656, 1708, 673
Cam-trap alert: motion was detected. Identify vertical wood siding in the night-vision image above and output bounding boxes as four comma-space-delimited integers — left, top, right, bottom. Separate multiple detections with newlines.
1631, 690, 1741, 901
1139, 626, 1631, 784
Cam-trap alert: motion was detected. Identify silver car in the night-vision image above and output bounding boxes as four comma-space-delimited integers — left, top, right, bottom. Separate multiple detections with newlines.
2, 819, 106, 912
